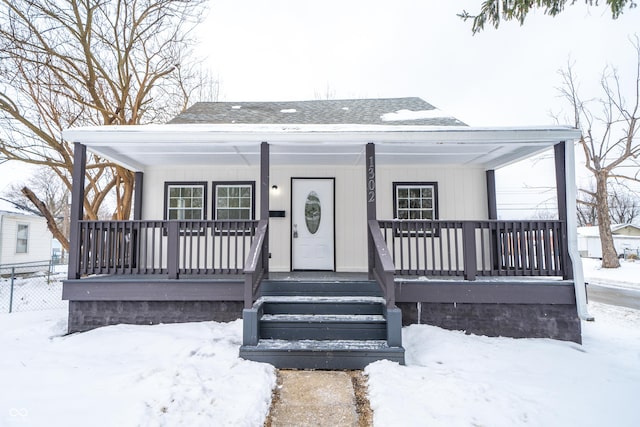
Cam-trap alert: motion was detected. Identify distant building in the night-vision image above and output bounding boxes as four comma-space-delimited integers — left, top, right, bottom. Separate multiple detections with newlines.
0, 199, 53, 266
577, 224, 640, 259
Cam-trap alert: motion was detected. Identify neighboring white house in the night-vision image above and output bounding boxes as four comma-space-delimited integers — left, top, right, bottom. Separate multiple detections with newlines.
0, 199, 53, 266
577, 224, 640, 259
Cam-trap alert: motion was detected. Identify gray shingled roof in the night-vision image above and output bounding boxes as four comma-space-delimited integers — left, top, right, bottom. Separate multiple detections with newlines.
168, 97, 467, 126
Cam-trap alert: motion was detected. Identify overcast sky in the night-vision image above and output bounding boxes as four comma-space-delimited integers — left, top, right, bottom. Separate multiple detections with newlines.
195, 0, 639, 217
1, 0, 638, 217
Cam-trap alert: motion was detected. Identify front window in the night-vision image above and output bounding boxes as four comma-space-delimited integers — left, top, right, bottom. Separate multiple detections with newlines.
394, 182, 438, 220
164, 182, 207, 220
16, 224, 29, 253
213, 182, 255, 220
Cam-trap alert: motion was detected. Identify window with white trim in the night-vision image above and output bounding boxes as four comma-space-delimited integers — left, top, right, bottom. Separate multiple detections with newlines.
164, 182, 206, 220
213, 182, 255, 220
16, 224, 29, 253
393, 182, 438, 220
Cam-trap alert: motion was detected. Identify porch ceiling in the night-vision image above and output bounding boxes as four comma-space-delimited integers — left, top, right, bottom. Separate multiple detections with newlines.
62, 124, 581, 172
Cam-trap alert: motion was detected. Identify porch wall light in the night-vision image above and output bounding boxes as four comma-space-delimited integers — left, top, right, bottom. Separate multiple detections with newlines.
271, 185, 278, 190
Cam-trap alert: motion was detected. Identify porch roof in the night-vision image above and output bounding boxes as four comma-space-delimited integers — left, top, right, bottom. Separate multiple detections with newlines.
62, 123, 581, 172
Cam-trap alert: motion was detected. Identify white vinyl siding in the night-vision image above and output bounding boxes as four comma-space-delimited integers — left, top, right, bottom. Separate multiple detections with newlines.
142, 164, 488, 272
0, 213, 52, 265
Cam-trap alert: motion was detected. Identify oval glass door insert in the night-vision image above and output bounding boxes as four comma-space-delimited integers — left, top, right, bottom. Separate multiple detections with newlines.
304, 191, 321, 234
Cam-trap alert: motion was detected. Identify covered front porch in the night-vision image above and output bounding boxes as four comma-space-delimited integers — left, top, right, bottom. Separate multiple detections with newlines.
62, 123, 585, 366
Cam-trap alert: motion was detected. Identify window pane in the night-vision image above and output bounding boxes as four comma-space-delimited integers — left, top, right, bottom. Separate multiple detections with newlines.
398, 188, 408, 198
17, 225, 28, 239
230, 198, 239, 208
398, 199, 408, 209
240, 210, 250, 219
409, 188, 421, 198
218, 187, 228, 197
193, 188, 202, 197
398, 210, 408, 219
170, 188, 179, 197
240, 187, 250, 197
230, 187, 239, 197
410, 199, 421, 209
422, 188, 432, 198
240, 198, 251, 208
217, 209, 229, 220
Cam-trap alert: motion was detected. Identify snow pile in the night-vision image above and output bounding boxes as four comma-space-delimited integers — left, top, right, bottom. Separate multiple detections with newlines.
280, 109, 297, 113
0, 312, 275, 427
366, 302, 640, 427
380, 109, 452, 122
582, 257, 640, 290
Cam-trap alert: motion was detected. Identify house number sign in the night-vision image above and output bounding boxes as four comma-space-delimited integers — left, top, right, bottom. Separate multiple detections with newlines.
367, 155, 375, 203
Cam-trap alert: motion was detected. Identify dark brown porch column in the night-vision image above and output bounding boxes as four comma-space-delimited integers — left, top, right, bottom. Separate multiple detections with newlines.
486, 170, 498, 220
261, 141, 269, 273
133, 171, 144, 220
554, 141, 573, 280
67, 142, 86, 279
366, 143, 376, 276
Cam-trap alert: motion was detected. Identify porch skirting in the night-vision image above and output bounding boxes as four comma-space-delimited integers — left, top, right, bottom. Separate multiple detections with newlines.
398, 302, 582, 343
68, 300, 243, 333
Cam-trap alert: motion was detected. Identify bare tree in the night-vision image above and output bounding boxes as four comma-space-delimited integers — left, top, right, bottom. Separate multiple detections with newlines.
608, 184, 640, 224
557, 37, 640, 267
577, 183, 640, 226
0, 0, 213, 249
577, 189, 598, 227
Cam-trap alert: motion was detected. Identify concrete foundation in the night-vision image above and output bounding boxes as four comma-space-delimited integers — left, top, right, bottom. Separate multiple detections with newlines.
398, 302, 582, 343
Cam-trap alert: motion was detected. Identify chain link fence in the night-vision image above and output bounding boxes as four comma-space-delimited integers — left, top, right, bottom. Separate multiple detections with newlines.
0, 261, 67, 313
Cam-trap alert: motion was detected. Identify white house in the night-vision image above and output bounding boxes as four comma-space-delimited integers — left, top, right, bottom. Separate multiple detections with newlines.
577, 224, 640, 259
0, 199, 53, 266
62, 98, 586, 368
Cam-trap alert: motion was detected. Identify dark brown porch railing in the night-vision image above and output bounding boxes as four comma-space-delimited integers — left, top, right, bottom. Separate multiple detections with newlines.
377, 220, 568, 280
75, 220, 260, 278
243, 219, 269, 308
368, 220, 396, 306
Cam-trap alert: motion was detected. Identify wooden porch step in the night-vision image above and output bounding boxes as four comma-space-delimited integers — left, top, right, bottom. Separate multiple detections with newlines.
239, 339, 405, 370
260, 313, 387, 340
257, 295, 386, 316
241, 280, 405, 369
259, 279, 383, 297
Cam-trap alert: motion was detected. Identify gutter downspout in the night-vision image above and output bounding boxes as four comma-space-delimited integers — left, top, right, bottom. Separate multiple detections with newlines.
565, 141, 593, 321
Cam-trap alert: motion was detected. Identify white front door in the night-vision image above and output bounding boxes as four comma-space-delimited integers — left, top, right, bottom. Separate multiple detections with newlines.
291, 178, 335, 270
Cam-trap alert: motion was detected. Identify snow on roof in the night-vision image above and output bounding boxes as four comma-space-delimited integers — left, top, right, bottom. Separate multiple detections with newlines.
0, 198, 39, 216
380, 108, 454, 122
168, 97, 468, 127
577, 224, 640, 237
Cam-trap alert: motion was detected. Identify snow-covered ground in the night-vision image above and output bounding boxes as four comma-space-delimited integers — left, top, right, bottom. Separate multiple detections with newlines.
582, 257, 640, 290
0, 313, 275, 427
0, 260, 638, 426
367, 302, 640, 427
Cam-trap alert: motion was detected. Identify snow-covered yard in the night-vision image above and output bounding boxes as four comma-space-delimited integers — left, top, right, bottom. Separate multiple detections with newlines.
0, 260, 638, 426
